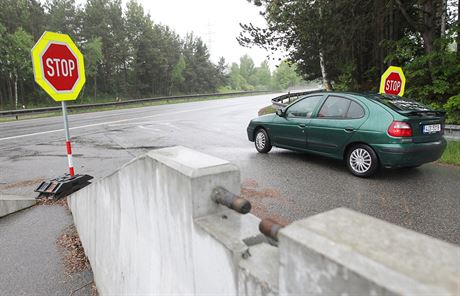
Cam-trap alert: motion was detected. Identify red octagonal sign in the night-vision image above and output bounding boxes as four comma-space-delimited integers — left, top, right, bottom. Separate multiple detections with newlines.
384, 72, 402, 95
379, 66, 406, 96
41, 43, 79, 91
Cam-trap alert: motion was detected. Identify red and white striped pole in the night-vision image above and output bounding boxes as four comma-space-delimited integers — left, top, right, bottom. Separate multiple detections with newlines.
62, 101, 75, 176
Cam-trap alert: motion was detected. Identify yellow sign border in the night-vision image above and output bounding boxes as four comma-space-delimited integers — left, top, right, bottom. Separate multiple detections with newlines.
31, 31, 86, 102
379, 66, 406, 97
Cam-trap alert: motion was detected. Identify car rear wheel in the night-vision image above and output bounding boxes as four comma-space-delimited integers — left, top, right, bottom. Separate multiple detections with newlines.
254, 128, 272, 153
346, 144, 378, 177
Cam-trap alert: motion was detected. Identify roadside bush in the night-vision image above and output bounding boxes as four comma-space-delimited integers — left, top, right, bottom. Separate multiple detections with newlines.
444, 95, 460, 124
383, 33, 460, 125
403, 49, 459, 106
217, 85, 233, 93
334, 64, 356, 91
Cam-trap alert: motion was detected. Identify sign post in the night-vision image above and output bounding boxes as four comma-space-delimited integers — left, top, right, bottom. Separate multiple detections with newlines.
379, 66, 406, 96
31, 31, 85, 177
61, 101, 74, 176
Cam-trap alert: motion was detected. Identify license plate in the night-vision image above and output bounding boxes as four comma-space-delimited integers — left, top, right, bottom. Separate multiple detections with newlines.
423, 124, 441, 134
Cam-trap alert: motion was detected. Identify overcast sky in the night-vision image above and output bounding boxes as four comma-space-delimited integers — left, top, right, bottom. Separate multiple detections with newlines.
136, 0, 284, 69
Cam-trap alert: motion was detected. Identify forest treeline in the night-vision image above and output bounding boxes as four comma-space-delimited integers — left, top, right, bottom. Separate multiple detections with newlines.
240, 0, 460, 123
0, 0, 303, 110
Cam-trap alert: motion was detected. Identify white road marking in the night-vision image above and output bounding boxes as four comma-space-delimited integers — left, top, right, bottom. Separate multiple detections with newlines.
0, 105, 220, 142
138, 126, 162, 132
108, 120, 179, 127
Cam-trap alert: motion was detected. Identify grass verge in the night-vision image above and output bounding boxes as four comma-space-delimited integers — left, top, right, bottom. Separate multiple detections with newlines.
440, 141, 460, 166
0, 93, 266, 123
258, 105, 276, 116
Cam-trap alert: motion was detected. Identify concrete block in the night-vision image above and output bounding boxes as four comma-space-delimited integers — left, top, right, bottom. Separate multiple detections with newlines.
239, 243, 279, 296
147, 146, 240, 218
278, 208, 460, 296
68, 146, 243, 295
0, 194, 36, 217
195, 209, 261, 259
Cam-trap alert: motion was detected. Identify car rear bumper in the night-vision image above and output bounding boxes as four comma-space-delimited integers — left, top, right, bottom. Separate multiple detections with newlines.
373, 138, 447, 168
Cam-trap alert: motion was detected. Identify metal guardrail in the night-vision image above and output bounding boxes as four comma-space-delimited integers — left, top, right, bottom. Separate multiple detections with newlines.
0, 90, 270, 118
271, 89, 323, 109
444, 124, 460, 140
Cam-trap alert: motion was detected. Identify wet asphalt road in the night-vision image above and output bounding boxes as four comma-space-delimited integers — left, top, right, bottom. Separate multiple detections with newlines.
0, 93, 459, 245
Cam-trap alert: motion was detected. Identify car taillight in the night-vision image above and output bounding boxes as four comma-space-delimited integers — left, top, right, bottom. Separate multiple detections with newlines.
388, 121, 413, 137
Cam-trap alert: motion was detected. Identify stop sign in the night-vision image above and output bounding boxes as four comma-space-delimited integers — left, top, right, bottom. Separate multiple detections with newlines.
384, 72, 402, 95
42, 43, 79, 91
379, 66, 406, 96
31, 31, 85, 101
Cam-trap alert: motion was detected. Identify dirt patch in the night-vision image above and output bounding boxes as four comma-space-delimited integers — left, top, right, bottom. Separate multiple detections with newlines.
57, 224, 90, 275
436, 161, 460, 167
91, 283, 98, 296
240, 178, 291, 226
54, 200, 97, 295
37, 197, 72, 217
241, 178, 259, 188
37, 196, 69, 208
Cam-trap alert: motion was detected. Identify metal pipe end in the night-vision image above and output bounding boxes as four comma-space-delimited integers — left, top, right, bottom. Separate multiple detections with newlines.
259, 218, 284, 242
211, 186, 252, 214
232, 197, 252, 214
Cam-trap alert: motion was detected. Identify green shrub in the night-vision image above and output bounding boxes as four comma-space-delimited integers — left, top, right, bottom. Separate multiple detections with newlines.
384, 34, 460, 113
444, 95, 460, 124
334, 64, 356, 91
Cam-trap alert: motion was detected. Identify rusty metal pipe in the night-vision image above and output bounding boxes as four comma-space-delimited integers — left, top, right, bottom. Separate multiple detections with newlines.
259, 219, 284, 242
212, 187, 251, 214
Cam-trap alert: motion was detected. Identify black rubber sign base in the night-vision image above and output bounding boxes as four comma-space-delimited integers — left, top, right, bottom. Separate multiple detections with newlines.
35, 174, 93, 199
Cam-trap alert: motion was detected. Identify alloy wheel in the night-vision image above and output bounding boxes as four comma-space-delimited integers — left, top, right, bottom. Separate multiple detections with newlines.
254, 129, 272, 153
349, 148, 372, 173
255, 131, 266, 150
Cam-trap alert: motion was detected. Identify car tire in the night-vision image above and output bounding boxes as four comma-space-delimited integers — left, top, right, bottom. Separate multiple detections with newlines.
346, 144, 379, 177
254, 128, 272, 153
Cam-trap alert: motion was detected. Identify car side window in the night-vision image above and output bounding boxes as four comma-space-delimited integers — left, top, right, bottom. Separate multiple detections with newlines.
286, 96, 322, 118
346, 101, 365, 119
317, 96, 351, 118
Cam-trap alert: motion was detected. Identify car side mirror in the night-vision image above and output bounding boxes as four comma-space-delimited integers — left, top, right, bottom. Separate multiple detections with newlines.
276, 109, 285, 117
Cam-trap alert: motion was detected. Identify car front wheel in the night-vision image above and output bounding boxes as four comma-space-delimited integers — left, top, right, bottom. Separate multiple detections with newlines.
254, 128, 272, 153
346, 144, 378, 177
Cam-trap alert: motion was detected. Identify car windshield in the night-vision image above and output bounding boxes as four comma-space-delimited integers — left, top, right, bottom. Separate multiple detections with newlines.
371, 94, 431, 112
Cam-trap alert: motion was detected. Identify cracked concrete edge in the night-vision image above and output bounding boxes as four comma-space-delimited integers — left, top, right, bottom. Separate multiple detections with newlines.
0, 194, 37, 218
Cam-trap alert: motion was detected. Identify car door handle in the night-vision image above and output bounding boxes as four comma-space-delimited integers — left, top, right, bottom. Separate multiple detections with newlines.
344, 127, 355, 133
298, 124, 306, 128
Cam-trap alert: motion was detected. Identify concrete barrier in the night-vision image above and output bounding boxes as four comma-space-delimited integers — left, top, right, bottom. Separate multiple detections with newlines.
68, 146, 262, 295
68, 146, 460, 295
0, 194, 36, 217
278, 208, 460, 296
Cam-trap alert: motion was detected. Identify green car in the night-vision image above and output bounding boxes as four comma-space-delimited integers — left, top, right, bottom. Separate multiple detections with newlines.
247, 92, 446, 177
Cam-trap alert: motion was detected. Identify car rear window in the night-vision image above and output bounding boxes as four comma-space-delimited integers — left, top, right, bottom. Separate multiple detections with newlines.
318, 96, 350, 118
373, 94, 430, 112
347, 101, 365, 119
